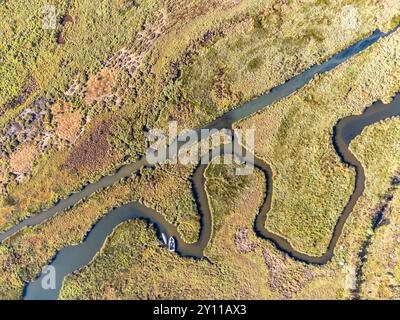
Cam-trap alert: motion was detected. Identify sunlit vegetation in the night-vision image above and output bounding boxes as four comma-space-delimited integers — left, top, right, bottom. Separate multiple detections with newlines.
0, 163, 198, 299
349, 118, 400, 299
2, 0, 400, 234
58, 162, 343, 300
236, 29, 400, 256
166, 0, 400, 126
59, 114, 400, 300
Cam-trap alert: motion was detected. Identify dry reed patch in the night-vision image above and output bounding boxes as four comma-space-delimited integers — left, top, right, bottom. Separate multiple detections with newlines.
85, 68, 116, 103
9, 143, 37, 174
54, 110, 82, 142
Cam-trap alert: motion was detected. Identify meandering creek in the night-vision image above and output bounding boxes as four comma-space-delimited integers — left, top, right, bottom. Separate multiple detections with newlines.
2, 27, 398, 299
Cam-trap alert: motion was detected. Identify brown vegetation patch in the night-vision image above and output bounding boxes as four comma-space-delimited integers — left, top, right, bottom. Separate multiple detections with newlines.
65, 120, 115, 172
9, 143, 37, 174
61, 14, 74, 25
54, 110, 82, 143
51, 101, 73, 114
85, 68, 116, 103
57, 14, 74, 45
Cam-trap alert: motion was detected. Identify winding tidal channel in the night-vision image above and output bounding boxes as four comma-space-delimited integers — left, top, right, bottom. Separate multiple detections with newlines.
0, 27, 398, 299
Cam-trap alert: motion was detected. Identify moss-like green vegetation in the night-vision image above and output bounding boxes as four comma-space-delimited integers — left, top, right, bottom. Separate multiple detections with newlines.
236, 29, 400, 256
204, 161, 252, 234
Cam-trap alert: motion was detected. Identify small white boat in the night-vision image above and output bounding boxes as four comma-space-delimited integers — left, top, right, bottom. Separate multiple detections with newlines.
168, 236, 176, 252
161, 233, 168, 245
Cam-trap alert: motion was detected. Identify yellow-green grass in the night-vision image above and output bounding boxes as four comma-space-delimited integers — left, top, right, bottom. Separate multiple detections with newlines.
358, 189, 400, 299
330, 117, 400, 299
1, 0, 400, 299
348, 118, 400, 299
3, 0, 400, 234
348, 186, 400, 300
350, 118, 400, 202
165, 0, 400, 126
0, 0, 165, 227
59, 115, 400, 300
236, 28, 400, 256
59, 162, 341, 300
2, 112, 400, 299
58, 166, 275, 300
0, 0, 160, 114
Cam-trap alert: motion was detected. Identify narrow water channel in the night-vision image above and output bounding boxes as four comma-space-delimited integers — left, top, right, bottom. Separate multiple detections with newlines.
2, 27, 397, 245
7, 26, 398, 299
256, 94, 400, 264
24, 94, 400, 299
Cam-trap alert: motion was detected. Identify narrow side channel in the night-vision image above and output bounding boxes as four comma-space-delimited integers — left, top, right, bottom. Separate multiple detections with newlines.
1, 26, 398, 244
23, 94, 400, 299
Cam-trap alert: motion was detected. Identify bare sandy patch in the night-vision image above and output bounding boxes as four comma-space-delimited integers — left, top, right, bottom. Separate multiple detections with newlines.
85, 68, 116, 103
